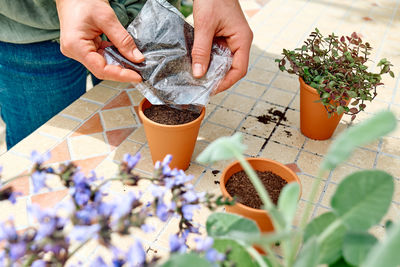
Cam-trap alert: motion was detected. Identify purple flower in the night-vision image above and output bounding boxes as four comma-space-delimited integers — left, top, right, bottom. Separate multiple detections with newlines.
9, 242, 26, 261
30, 150, 51, 165
31, 171, 48, 193
181, 204, 200, 221
141, 224, 155, 233
0, 251, 6, 266
90, 256, 108, 267
123, 153, 141, 171
194, 237, 214, 252
0, 222, 17, 241
156, 201, 175, 222
28, 205, 66, 241
164, 171, 194, 188
112, 192, 139, 222
150, 184, 166, 198
169, 234, 187, 253
126, 240, 146, 266
69, 224, 100, 241
205, 248, 225, 262
0, 186, 21, 204
32, 260, 46, 267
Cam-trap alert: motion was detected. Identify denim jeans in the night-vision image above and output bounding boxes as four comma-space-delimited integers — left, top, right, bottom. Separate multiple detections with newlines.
0, 40, 99, 149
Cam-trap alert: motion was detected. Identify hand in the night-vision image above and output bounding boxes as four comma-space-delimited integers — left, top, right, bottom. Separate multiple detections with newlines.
55, 0, 144, 83
192, 0, 253, 94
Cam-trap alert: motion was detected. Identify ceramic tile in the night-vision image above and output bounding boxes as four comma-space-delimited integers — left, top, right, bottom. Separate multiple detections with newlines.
263, 87, 295, 107
128, 126, 147, 144
253, 57, 278, 71
69, 133, 110, 159
185, 163, 207, 184
94, 159, 120, 180
102, 91, 132, 110
61, 99, 101, 120
281, 109, 300, 129
234, 80, 267, 98
250, 101, 284, 117
198, 122, 235, 143
100, 80, 124, 88
271, 74, 299, 92
270, 126, 306, 149
245, 68, 276, 85
303, 139, 333, 156
240, 115, 276, 138
110, 139, 143, 163
195, 169, 224, 196
330, 164, 361, 184
376, 154, 400, 178
127, 90, 144, 105
11, 133, 58, 156
346, 148, 377, 169
82, 85, 118, 104
0, 197, 28, 228
73, 155, 107, 175
290, 95, 300, 110
190, 141, 209, 163
31, 189, 69, 209
221, 94, 257, 113
320, 183, 337, 208
129, 146, 154, 173
37, 115, 80, 139
297, 175, 325, 204
285, 163, 301, 173
208, 107, 246, 129
297, 151, 327, 178
72, 113, 103, 137
381, 136, 400, 157
101, 107, 137, 130
209, 91, 228, 105
0, 153, 31, 182
204, 103, 217, 119
2, 176, 30, 197
46, 140, 71, 164
260, 141, 299, 164
292, 200, 313, 227
106, 127, 135, 148
242, 133, 265, 156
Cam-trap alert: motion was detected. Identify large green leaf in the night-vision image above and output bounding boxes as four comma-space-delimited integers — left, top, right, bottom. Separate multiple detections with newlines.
329, 257, 355, 267
321, 111, 397, 171
196, 132, 246, 164
206, 212, 260, 238
304, 212, 346, 264
161, 253, 212, 267
342, 231, 377, 266
293, 236, 319, 267
362, 222, 400, 267
213, 238, 258, 267
278, 183, 300, 229
331, 170, 394, 230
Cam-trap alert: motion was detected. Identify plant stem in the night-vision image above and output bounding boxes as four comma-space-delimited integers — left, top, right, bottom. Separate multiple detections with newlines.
1, 173, 30, 186
23, 255, 36, 267
246, 246, 269, 267
67, 238, 91, 260
317, 219, 343, 244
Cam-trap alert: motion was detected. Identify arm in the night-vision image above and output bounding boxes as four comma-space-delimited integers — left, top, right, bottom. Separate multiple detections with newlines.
55, 0, 144, 83
191, 0, 253, 94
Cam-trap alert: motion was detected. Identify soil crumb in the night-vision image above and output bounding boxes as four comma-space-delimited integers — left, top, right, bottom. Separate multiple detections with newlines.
214, 180, 220, 185
212, 170, 220, 176
226, 170, 287, 209
144, 105, 200, 125
284, 130, 292, 137
256, 108, 287, 125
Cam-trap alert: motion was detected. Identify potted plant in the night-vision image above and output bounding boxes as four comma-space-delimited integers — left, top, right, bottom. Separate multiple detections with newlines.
138, 98, 205, 170
276, 28, 394, 140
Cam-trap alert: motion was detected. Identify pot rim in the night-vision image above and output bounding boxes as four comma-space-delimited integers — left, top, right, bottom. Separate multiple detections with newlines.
138, 98, 205, 129
219, 157, 302, 214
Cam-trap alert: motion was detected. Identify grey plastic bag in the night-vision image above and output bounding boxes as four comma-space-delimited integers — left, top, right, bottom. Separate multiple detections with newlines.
104, 0, 232, 111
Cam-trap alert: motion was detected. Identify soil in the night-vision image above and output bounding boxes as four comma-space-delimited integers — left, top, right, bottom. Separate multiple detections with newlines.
256, 108, 287, 125
143, 105, 200, 125
226, 170, 287, 209
212, 170, 220, 176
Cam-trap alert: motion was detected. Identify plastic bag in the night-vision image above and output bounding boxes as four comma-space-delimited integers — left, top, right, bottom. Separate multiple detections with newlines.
104, 0, 232, 111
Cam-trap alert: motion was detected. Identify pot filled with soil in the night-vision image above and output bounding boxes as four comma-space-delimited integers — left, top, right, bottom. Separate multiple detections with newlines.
299, 77, 349, 140
138, 98, 205, 170
220, 158, 301, 232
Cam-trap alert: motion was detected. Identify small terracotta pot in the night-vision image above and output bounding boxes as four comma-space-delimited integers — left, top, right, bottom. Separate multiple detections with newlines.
138, 98, 205, 170
220, 158, 301, 233
299, 77, 347, 140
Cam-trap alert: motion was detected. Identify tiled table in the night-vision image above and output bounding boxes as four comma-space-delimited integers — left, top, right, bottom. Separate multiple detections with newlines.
1, 0, 400, 263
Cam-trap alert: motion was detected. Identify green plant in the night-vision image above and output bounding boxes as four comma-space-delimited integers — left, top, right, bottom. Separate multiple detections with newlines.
196, 110, 399, 267
276, 28, 394, 120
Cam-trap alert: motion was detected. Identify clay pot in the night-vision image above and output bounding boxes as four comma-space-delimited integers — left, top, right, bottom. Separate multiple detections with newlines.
299, 77, 348, 140
138, 98, 205, 170
220, 158, 301, 233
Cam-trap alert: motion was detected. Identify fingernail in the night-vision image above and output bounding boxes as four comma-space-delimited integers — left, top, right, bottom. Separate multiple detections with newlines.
133, 48, 144, 61
193, 63, 203, 77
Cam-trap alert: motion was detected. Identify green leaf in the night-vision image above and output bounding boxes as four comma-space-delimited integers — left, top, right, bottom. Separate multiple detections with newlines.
206, 212, 260, 244
196, 133, 246, 164
329, 257, 356, 267
304, 212, 346, 264
331, 170, 394, 230
277, 183, 300, 229
362, 222, 400, 267
347, 91, 357, 98
342, 231, 377, 266
336, 106, 345, 115
214, 238, 257, 267
293, 236, 319, 267
161, 253, 212, 267
321, 111, 397, 171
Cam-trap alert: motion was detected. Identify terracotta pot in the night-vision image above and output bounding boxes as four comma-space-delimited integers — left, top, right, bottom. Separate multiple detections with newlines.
220, 158, 301, 233
299, 77, 347, 140
138, 98, 205, 170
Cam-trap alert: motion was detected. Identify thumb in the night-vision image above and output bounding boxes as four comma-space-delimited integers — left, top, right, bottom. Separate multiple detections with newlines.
192, 25, 214, 78
101, 14, 144, 63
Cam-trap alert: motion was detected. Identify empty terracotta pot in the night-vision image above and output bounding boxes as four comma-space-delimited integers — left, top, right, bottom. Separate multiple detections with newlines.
138, 98, 205, 170
220, 158, 301, 233
299, 77, 347, 140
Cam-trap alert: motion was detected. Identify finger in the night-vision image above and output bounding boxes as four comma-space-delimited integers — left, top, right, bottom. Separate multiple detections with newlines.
192, 20, 215, 78
100, 14, 144, 63
214, 48, 249, 94
83, 51, 142, 83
